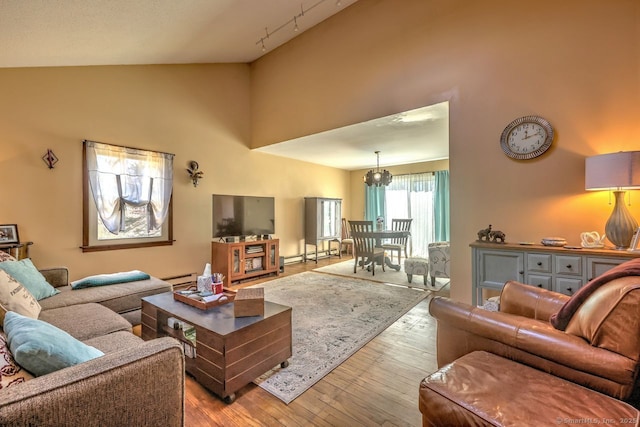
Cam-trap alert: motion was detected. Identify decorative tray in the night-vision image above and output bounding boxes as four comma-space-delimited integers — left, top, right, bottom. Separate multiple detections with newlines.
173, 289, 236, 310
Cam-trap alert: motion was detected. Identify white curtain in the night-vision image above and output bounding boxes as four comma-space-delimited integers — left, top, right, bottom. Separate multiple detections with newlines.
384, 173, 435, 258
85, 140, 174, 235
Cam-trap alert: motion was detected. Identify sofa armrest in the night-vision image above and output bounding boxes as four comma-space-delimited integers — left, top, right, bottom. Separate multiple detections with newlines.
499, 280, 569, 321
39, 267, 69, 288
0, 337, 184, 427
429, 296, 638, 400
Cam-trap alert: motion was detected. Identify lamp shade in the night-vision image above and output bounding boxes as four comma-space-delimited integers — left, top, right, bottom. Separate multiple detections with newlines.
585, 151, 640, 190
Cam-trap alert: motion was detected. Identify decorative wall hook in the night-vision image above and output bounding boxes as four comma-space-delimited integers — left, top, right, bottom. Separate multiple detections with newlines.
42, 149, 58, 169
186, 161, 204, 187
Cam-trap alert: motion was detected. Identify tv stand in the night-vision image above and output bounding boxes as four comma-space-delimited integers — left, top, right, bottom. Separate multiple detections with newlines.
211, 238, 279, 286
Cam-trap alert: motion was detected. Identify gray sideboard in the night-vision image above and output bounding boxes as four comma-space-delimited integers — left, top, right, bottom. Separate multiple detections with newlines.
471, 241, 640, 306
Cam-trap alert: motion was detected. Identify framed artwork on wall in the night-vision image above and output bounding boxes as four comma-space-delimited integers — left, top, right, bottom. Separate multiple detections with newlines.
0, 224, 19, 244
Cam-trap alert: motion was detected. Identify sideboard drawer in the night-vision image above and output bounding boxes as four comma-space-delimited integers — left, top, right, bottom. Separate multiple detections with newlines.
556, 255, 582, 276
527, 274, 553, 290
555, 277, 583, 296
527, 253, 552, 273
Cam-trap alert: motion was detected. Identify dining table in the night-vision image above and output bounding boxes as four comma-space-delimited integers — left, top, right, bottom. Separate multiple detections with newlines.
350, 229, 411, 271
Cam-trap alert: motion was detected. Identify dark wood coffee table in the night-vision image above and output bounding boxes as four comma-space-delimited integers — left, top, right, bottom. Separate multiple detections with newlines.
141, 292, 292, 403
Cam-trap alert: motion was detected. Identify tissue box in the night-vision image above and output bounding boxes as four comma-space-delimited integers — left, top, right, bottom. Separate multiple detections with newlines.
234, 288, 264, 317
197, 275, 213, 293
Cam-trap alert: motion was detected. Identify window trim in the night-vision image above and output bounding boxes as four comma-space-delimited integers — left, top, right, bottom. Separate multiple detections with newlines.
81, 140, 174, 252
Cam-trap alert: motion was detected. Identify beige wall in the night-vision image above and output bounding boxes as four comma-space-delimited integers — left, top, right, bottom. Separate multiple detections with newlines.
251, 0, 640, 303
0, 65, 350, 280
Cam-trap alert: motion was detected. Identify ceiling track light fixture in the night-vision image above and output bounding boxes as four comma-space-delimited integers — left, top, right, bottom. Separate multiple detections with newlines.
255, 0, 339, 52
364, 151, 393, 187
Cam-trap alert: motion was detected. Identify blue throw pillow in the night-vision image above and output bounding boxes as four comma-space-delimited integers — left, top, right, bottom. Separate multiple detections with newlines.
4, 311, 104, 376
0, 259, 59, 300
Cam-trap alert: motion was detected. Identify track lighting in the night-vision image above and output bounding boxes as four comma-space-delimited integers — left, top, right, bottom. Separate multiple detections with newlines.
256, 0, 339, 53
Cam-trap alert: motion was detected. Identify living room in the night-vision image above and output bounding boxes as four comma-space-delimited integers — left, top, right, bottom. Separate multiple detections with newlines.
2, 0, 638, 305
0, 0, 638, 424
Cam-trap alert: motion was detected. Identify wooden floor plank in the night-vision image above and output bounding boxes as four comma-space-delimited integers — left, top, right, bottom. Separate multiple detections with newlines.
184, 255, 446, 426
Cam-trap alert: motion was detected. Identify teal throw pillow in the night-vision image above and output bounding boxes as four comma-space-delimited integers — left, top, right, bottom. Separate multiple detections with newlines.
71, 270, 151, 290
0, 259, 59, 300
4, 311, 104, 377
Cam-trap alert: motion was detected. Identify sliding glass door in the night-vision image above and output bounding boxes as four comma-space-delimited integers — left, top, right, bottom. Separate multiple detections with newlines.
365, 171, 449, 258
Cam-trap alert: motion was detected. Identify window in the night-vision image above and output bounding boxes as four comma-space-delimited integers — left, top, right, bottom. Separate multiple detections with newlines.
82, 140, 174, 252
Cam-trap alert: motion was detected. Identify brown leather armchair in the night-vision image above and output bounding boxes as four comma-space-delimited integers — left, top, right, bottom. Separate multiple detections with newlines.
429, 276, 640, 406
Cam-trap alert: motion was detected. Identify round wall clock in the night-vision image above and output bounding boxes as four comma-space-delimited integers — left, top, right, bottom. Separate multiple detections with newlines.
500, 115, 554, 160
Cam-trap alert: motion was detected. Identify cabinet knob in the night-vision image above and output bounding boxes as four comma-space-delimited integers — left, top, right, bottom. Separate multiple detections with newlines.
537, 284, 543, 288
566, 264, 572, 269
537, 262, 542, 266
567, 287, 573, 293
519, 271, 524, 275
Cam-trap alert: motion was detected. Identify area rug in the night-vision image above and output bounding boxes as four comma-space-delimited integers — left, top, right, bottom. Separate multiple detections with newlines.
313, 259, 449, 292
250, 271, 427, 404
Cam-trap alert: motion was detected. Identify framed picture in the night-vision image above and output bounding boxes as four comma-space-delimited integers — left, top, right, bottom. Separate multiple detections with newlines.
0, 224, 19, 244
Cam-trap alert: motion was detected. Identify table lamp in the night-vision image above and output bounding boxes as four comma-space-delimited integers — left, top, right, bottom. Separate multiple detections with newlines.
585, 151, 640, 249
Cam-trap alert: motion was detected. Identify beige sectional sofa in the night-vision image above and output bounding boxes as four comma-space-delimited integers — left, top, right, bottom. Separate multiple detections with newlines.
38, 267, 172, 326
0, 266, 184, 427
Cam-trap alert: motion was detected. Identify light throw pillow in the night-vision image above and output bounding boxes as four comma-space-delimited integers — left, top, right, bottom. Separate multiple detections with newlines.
0, 333, 34, 388
4, 311, 104, 377
0, 252, 16, 262
0, 259, 59, 300
0, 270, 41, 326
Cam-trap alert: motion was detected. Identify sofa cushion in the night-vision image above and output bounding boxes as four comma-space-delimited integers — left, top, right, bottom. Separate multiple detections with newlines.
83, 330, 145, 354
0, 270, 41, 325
0, 332, 34, 388
551, 258, 640, 330
38, 303, 132, 341
565, 276, 640, 359
38, 276, 171, 315
4, 311, 104, 376
0, 259, 59, 300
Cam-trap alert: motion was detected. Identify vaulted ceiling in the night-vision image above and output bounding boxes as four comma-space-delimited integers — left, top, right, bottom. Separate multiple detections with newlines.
1, 0, 448, 170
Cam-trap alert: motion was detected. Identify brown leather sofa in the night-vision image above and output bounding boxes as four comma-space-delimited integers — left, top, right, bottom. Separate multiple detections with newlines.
420, 276, 640, 425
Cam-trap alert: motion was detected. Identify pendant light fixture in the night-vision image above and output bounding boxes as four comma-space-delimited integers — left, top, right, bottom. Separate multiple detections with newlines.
364, 151, 392, 187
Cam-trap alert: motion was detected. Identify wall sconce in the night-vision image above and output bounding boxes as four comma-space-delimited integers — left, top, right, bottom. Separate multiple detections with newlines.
42, 149, 58, 169
585, 151, 640, 249
186, 161, 204, 187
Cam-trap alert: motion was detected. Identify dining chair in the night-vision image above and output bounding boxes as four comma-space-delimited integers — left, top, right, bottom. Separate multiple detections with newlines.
349, 221, 385, 276
340, 218, 354, 256
381, 218, 412, 263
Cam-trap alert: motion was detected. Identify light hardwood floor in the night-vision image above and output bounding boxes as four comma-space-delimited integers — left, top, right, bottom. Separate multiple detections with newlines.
183, 255, 449, 427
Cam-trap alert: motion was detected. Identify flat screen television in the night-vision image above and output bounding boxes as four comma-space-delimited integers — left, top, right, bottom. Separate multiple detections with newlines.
212, 194, 275, 238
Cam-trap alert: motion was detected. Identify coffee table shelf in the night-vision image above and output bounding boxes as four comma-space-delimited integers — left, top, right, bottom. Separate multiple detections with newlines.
141, 292, 292, 403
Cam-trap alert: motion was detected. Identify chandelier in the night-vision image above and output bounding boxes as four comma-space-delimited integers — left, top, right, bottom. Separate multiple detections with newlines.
364, 151, 392, 187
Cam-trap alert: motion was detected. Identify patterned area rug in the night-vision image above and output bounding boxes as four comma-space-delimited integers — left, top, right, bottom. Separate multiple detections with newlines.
313, 259, 449, 292
251, 271, 428, 404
